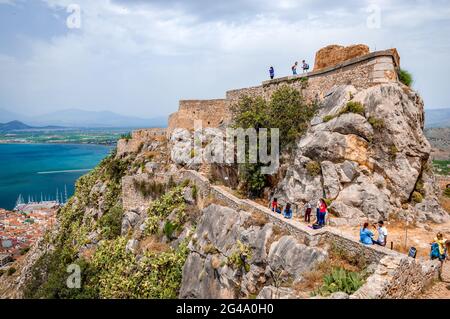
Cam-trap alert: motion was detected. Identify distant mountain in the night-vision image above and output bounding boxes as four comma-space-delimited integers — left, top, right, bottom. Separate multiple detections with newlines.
425, 108, 450, 128
0, 120, 32, 131
0, 120, 64, 132
0, 108, 167, 128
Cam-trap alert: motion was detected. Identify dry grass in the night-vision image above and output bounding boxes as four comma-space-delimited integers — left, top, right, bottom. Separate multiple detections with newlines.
139, 235, 170, 254
243, 211, 269, 228
201, 194, 231, 209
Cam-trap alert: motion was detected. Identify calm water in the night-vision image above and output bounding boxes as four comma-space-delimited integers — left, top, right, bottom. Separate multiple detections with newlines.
0, 144, 112, 210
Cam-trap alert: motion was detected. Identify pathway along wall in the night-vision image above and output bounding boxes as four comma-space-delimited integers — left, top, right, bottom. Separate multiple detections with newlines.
176, 169, 440, 299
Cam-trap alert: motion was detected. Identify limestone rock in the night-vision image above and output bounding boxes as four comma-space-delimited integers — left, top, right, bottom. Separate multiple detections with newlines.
276, 83, 444, 222
267, 236, 328, 282
314, 44, 370, 71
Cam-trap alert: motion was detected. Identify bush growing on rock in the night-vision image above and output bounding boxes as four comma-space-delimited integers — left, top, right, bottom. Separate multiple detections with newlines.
398, 69, 413, 87
368, 117, 385, 130
232, 85, 317, 197
305, 161, 321, 177
316, 267, 363, 296
322, 115, 335, 122
340, 101, 365, 116
412, 191, 423, 203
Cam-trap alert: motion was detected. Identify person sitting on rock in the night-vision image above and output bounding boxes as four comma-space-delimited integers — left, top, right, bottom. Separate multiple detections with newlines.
271, 197, 279, 213
283, 203, 293, 219
372, 220, 388, 246
360, 222, 374, 245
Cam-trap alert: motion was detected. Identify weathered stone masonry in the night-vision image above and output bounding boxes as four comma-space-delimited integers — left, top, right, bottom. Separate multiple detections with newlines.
176, 169, 440, 299
167, 49, 400, 136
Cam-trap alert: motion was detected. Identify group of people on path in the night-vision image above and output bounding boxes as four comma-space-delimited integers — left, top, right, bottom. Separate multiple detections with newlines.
268, 60, 310, 79
360, 221, 448, 268
270, 198, 293, 219
270, 197, 328, 228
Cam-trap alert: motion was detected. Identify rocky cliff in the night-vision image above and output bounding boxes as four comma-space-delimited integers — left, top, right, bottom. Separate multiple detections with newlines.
1, 45, 446, 299
274, 83, 447, 225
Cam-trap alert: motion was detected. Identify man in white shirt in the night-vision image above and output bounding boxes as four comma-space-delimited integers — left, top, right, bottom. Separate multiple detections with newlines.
373, 220, 388, 246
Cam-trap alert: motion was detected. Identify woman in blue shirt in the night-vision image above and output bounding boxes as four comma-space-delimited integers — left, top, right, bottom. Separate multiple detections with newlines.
283, 203, 293, 219
360, 222, 374, 245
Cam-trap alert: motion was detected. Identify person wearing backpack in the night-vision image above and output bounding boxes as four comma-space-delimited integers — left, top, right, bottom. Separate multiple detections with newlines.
302, 60, 310, 73
291, 61, 298, 75
269, 66, 275, 79
431, 232, 448, 279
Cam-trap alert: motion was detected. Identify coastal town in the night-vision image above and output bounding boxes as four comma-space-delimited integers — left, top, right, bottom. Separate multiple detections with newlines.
0, 202, 58, 269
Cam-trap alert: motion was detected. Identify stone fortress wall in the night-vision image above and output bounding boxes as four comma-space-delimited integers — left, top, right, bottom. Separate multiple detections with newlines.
167, 44, 401, 135
176, 169, 440, 299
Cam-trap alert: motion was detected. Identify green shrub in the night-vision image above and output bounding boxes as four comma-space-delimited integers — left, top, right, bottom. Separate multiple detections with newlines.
7, 267, 16, 276
415, 179, 426, 197
412, 191, 423, 203
192, 184, 198, 199
305, 161, 321, 177
163, 221, 177, 239
120, 133, 132, 141
324, 198, 333, 207
389, 145, 398, 159
340, 101, 365, 116
398, 69, 413, 87
316, 267, 364, 296
232, 86, 318, 197
323, 115, 335, 122
227, 240, 252, 272
20, 247, 30, 255
368, 117, 385, 129
98, 203, 124, 240
133, 179, 166, 198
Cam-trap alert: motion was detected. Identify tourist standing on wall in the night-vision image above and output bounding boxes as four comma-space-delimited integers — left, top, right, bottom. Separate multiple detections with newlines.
269, 66, 275, 79
291, 61, 298, 75
318, 199, 327, 226
304, 202, 312, 223
302, 60, 310, 73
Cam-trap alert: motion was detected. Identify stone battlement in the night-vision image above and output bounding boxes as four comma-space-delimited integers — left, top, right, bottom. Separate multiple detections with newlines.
167, 46, 401, 135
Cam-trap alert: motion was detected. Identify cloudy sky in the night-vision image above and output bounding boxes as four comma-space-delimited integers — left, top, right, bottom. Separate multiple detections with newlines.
0, 0, 449, 119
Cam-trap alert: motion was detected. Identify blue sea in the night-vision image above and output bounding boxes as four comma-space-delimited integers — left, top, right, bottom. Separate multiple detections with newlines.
0, 144, 112, 210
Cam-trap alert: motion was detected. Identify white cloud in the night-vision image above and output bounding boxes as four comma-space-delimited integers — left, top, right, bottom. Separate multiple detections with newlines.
1, 0, 450, 117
